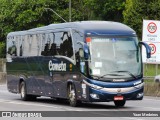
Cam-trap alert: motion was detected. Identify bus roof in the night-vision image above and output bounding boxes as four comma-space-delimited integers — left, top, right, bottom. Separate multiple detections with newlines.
48, 21, 136, 36
7, 21, 136, 37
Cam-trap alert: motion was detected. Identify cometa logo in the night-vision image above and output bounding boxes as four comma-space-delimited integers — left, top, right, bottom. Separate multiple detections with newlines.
49, 60, 66, 71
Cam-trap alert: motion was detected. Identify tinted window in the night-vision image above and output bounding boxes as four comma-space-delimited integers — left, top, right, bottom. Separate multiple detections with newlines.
55, 31, 73, 58
7, 36, 17, 56
41, 32, 55, 56
41, 31, 74, 59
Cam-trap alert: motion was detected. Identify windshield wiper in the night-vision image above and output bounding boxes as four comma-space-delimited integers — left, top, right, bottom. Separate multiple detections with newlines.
98, 73, 124, 80
90, 75, 100, 79
113, 70, 137, 79
90, 73, 122, 80
90, 71, 136, 80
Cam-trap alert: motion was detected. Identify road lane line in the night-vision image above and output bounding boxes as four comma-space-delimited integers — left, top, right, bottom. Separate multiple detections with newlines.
0, 99, 83, 111
0, 98, 159, 111
0, 99, 62, 109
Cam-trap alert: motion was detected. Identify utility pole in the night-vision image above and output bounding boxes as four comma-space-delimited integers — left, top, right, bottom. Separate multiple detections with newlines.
44, 8, 67, 23
69, 0, 71, 22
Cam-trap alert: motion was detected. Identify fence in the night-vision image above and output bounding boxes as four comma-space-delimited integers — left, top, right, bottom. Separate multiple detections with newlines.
143, 64, 160, 76
144, 82, 160, 97
143, 63, 160, 97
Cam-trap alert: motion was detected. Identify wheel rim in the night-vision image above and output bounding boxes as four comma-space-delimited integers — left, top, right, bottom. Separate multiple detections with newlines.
69, 85, 76, 104
21, 84, 25, 98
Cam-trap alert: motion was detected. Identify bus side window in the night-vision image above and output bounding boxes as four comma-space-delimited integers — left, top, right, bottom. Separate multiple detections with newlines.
20, 36, 24, 56
50, 43, 57, 56
72, 29, 84, 66
75, 47, 83, 69
19, 38, 23, 56
41, 32, 57, 56
60, 31, 73, 58
41, 33, 47, 56
7, 36, 17, 56
36, 34, 41, 56
49, 32, 57, 56
75, 45, 84, 72
54, 31, 74, 59
54, 32, 63, 55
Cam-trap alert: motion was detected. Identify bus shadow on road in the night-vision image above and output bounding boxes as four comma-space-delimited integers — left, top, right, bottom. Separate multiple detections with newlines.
21, 97, 133, 110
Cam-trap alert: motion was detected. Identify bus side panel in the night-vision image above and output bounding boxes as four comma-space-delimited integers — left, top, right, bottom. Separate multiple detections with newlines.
6, 57, 27, 93
7, 72, 19, 94
24, 56, 54, 97
6, 56, 51, 96
47, 57, 82, 99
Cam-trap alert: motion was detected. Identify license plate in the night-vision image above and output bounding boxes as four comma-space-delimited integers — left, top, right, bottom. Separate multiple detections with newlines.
114, 96, 124, 101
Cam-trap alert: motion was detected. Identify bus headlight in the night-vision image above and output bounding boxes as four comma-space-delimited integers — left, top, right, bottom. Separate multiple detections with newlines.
137, 92, 143, 98
134, 83, 144, 89
90, 94, 99, 99
90, 84, 103, 89
83, 80, 103, 90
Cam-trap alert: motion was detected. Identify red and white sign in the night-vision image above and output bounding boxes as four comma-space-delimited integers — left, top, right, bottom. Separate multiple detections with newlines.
147, 22, 157, 33
149, 43, 156, 55
142, 20, 160, 64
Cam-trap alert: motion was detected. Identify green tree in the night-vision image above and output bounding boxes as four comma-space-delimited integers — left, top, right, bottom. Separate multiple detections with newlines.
0, 0, 92, 57
0, 42, 5, 58
123, 0, 160, 39
0, 0, 127, 57
0, 0, 126, 42
83, 0, 125, 21
0, 0, 91, 42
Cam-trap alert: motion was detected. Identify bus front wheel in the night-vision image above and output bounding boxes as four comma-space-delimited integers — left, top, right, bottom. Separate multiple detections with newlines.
114, 100, 126, 107
68, 84, 80, 107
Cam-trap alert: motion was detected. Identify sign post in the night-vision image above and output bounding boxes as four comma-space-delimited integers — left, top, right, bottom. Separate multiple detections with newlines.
142, 20, 160, 64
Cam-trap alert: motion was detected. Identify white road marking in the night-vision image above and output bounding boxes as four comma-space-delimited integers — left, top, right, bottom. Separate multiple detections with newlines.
0, 99, 83, 111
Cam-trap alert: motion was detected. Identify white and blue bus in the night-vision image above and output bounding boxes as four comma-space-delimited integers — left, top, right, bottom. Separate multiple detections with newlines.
6, 21, 151, 107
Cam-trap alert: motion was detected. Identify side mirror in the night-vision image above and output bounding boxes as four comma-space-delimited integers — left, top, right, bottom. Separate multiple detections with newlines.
139, 42, 151, 58
77, 41, 90, 60
83, 43, 89, 60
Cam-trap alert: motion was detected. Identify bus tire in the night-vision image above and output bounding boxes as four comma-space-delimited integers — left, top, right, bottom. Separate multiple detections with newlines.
114, 100, 126, 107
68, 84, 80, 107
29, 95, 37, 101
20, 81, 29, 101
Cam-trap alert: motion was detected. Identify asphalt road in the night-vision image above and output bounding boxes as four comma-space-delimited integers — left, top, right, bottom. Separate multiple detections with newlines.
0, 84, 160, 120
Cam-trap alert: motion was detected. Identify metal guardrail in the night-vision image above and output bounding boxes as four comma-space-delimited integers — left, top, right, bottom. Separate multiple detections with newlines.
143, 76, 154, 80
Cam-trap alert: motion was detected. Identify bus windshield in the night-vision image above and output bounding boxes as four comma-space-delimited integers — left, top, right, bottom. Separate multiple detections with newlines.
88, 36, 142, 80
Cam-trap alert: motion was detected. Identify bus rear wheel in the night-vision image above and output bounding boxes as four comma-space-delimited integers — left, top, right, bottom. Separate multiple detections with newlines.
114, 100, 126, 107
20, 82, 29, 101
68, 84, 80, 107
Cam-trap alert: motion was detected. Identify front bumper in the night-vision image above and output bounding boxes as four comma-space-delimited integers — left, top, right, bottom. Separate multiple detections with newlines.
88, 86, 143, 102
82, 79, 144, 102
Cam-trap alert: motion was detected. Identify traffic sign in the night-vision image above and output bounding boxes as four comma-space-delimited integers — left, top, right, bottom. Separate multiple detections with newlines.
149, 43, 156, 55
147, 22, 157, 33
142, 20, 160, 64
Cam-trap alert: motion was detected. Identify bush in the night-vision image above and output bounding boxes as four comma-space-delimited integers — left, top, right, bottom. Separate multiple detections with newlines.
0, 42, 5, 58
